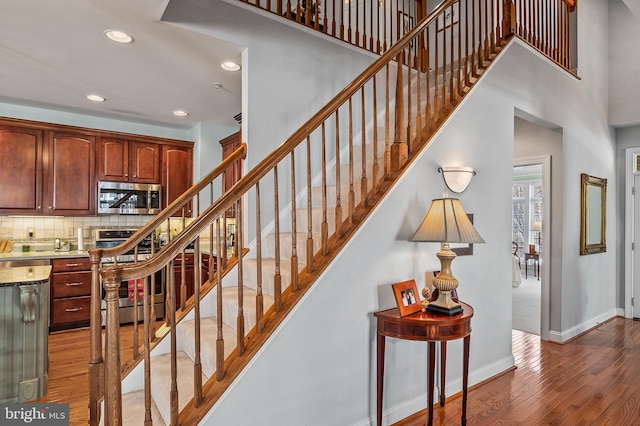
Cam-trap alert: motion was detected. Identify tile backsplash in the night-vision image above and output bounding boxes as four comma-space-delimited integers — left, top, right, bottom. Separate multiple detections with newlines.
0, 215, 156, 243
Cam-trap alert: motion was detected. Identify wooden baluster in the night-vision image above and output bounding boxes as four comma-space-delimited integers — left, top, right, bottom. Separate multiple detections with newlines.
215, 219, 225, 380
391, 53, 407, 170
406, 44, 413, 151
553, 0, 558, 62
503, 0, 516, 38
236, 197, 245, 355
289, 152, 299, 291
149, 235, 157, 335
464, 0, 470, 88
273, 165, 283, 310
434, 16, 441, 120
384, 64, 391, 176
330, 0, 335, 36
143, 275, 152, 426
180, 248, 187, 310
372, 74, 380, 188
383, 0, 388, 52
306, 136, 315, 271
483, 0, 489, 61
369, 0, 374, 52
89, 252, 104, 426
360, 87, 368, 204
457, 0, 463, 98
449, 4, 455, 107
193, 236, 203, 406
168, 260, 178, 426
355, 0, 360, 47
426, 27, 432, 129
255, 183, 265, 332
442, 13, 448, 112
321, 123, 329, 255
340, 0, 344, 39
277, 0, 283, 15
347, 97, 355, 220
334, 111, 343, 237
347, 0, 352, 43
103, 271, 123, 426
415, 46, 423, 149
471, 0, 478, 78
132, 249, 139, 360
490, 0, 496, 53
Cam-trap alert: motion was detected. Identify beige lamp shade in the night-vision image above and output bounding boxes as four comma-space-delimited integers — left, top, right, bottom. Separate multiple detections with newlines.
532, 221, 542, 232
411, 198, 484, 315
411, 198, 485, 244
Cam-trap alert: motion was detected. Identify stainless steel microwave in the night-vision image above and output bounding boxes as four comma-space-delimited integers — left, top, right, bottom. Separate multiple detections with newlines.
97, 181, 161, 215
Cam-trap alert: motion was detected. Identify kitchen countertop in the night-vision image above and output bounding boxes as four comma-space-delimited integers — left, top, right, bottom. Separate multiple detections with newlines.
0, 265, 52, 286
0, 250, 90, 261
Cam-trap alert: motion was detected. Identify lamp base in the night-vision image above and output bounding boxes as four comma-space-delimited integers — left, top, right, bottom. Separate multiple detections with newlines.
426, 303, 463, 316
426, 289, 463, 316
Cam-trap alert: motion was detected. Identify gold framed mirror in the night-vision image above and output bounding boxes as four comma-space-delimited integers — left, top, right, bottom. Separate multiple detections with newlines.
580, 173, 607, 255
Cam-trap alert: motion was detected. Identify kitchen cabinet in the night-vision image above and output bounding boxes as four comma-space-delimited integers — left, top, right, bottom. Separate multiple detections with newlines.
0, 125, 44, 214
44, 132, 96, 216
97, 138, 160, 183
162, 145, 193, 217
219, 131, 242, 217
50, 257, 92, 331
0, 127, 95, 215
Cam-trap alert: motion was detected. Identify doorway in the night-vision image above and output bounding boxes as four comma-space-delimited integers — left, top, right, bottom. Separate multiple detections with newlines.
512, 156, 551, 340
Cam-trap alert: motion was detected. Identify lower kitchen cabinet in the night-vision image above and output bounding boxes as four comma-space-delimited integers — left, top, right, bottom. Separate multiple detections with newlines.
50, 257, 92, 331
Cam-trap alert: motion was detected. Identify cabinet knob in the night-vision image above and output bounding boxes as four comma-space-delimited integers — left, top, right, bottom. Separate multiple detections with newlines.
125, 173, 128, 177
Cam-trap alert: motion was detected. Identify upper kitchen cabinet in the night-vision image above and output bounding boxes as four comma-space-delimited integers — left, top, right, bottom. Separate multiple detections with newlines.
162, 145, 193, 217
43, 132, 96, 216
97, 138, 160, 183
0, 125, 44, 214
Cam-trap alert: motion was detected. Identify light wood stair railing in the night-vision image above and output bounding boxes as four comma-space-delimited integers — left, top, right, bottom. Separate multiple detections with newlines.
89, 1, 576, 424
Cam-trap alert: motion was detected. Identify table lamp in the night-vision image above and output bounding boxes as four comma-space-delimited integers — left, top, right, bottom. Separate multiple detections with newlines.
411, 198, 485, 315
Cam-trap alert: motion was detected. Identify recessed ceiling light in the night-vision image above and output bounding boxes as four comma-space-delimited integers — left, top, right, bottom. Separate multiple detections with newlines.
104, 29, 133, 44
221, 61, 240, 71
86, 94, 106, 102
173, 110, 189, 117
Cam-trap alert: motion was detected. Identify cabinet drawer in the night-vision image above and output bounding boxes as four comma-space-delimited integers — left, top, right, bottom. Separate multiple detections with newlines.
51, 257, 91, 272
52, 271, 92, 298
52, 296, 91, 325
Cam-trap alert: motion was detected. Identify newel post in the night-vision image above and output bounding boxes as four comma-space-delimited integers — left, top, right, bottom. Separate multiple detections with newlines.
88, 250, 104, 426
391, 53, 408, 171
102, 267, 123, 426
502, 0, 516, 38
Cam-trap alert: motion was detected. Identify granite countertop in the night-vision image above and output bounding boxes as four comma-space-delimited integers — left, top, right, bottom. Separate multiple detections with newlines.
0, 265, 52, 286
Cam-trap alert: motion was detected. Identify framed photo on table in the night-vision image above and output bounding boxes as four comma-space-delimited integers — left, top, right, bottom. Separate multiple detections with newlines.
392, 279, 422, 317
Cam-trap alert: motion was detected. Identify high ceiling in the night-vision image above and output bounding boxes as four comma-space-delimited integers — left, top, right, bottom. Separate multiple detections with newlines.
0, 0, 243, 129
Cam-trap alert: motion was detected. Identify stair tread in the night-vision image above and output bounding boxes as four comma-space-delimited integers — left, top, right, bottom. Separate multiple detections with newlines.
115, 390, 166, 426
180, 316, 238, 378
149, 351, 207, 425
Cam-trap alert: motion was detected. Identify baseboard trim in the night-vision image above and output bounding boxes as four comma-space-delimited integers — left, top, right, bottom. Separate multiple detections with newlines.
548, 308, 618, 344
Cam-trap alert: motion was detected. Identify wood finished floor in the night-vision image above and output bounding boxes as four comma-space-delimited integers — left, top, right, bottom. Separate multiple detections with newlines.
36, 325, 135, 426
395, 317, 640, 425
38, 318, 640, 425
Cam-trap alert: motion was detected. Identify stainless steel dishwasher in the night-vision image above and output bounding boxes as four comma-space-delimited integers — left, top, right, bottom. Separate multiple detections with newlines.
0, 258, 51, 403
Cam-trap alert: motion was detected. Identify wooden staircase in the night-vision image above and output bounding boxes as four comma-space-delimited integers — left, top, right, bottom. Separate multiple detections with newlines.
88, 1, 576, 424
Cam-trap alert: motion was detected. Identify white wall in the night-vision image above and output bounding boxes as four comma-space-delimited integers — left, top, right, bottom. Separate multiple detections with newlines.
193, 1, 616, 425
609, 0, 640, 127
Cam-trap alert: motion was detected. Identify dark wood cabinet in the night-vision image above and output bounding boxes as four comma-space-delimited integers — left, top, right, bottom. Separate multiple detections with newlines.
0, 125, 44, 214
0, 127, 95, 215
98, 138, 160, 183
219, 131, 242, 217
162, 145, 193, 217
0, 117, 193, 216
44, 132, 96, 216
50, 257, 93, 331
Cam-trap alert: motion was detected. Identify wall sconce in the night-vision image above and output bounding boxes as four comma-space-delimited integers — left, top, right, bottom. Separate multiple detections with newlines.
438, 166, 476, 194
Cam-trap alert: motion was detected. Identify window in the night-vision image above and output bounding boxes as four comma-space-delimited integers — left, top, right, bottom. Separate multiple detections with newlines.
512, 167, 543, 263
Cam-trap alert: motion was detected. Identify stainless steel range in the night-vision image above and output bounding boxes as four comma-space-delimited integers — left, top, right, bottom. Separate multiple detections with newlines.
95, 228, 165, 325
